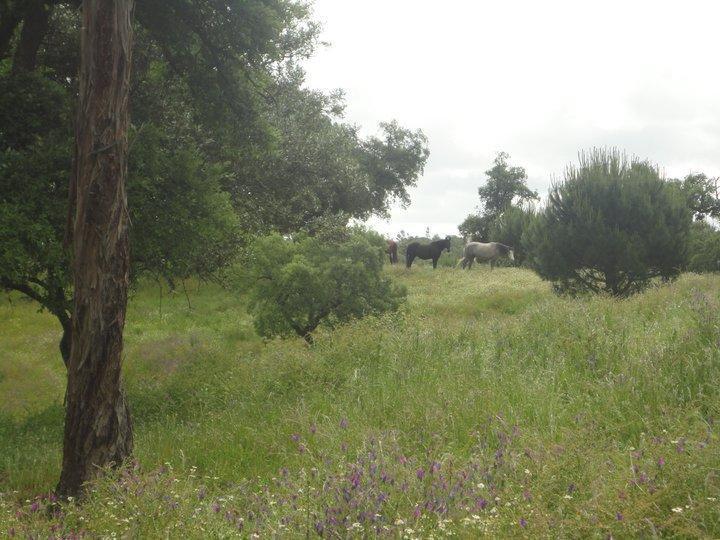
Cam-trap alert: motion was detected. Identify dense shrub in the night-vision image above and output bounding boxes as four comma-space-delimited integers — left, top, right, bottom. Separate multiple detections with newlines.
247, 229, 406, 342
525, 149, 691, 296
687, 220, 720, 273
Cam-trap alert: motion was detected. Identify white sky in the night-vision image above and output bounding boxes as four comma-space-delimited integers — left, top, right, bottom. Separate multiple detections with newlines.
303, 0, 720, 237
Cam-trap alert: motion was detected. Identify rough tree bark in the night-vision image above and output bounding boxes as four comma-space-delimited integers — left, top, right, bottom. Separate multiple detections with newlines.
57, 0, 134, 498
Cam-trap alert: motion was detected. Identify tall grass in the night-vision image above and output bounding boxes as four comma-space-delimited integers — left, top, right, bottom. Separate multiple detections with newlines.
1, 268, 719, 537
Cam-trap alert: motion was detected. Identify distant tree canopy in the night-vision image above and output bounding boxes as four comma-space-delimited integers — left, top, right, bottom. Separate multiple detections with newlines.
459, 152, 538, 242
0, 0, 428, 364
687, 220, 720, 273
247, 229, 406, 343
524, 149, 691, 297
671, 173, 720, 221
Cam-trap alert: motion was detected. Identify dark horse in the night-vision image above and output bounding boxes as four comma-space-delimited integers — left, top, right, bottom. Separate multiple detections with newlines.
386, 239, 398, 264
406, 237, 452, 269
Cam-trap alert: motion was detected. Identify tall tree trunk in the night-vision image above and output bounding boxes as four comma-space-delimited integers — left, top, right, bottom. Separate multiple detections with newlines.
57, 0, 134, 499
11, 0, 53, 74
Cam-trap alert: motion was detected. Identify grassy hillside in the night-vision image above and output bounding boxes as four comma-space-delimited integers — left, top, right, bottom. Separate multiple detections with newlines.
1, 267, 719, 537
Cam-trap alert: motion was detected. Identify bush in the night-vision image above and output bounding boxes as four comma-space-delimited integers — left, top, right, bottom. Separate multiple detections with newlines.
525, 149, 691, 296
247, 229, 406, 342
687, 220, 720, 273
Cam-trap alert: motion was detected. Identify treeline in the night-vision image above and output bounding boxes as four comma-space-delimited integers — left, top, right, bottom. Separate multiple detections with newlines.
0, 0, 429, 363
460, 149, 720, 295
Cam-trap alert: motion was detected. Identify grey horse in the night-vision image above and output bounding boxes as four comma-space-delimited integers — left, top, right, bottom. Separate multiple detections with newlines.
457, 242, 514, 270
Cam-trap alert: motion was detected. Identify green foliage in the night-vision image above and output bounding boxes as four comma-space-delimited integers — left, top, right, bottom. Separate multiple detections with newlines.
247, 229, 406, 341
525, 149, 691, 296
477, 151, 538, 216
460, 152, 538, 241
3, 270, 720, 536
129, 124, 243, 285
672, 173, 720, 220
687, 220, 720, 273
0, 71, 72, 321
230, 77, 430, 234
488, 206, 536, 266
458, 213, 494, 242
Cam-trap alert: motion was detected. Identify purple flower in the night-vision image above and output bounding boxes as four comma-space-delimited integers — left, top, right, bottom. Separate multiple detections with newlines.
212, 502, 221, 513
616, 512, 624, 521
29, 501, 40, 513
657, 456, 665, 467
349, 470, 362, 489
298, 443, 307, 454
413, 505, 422, 519
197, 487, 206, 500
291, 433, 300, 443
476, 498, 488, 510
310, 423, 317, 434
567, 483, 576, 494
416, 468, 425, 480
315, 521, 324, 535
430, 461, 441, 474
398, 454, 408, 465
523, 489, 532, 501
339, 418, 349, 429
377, 492, 388, 503
519, 518, 527, 528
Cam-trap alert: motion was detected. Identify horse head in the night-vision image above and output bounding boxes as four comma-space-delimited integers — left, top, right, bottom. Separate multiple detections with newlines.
444, 236, 452, 252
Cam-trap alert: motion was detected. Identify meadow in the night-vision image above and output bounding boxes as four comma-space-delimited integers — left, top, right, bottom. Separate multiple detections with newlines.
1, 266, 719, 537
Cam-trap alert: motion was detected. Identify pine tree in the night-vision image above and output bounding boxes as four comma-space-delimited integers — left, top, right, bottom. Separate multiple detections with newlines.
525, 149, 691, 297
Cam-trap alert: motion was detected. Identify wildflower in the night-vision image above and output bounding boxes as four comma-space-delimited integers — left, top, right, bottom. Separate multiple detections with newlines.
310, 423, 317, 434
563, 494, 573, 500
212, 502, 221, 513
567, 483, 576, 494
657, 457, 665, 467
671, 507, 683, 513
340, 418, 349, 429
524, 469, 531, 475
523, 490, 532, 501
416, 468, 425, 480
476, 498, 488, 510
476, 482, 485, 489
519, 518, 527, 528
616, 512, 623, 521
29, 501, 40, 512
413, 505, 421, 519
291, 433, 300, 443
430, 461, 441, 474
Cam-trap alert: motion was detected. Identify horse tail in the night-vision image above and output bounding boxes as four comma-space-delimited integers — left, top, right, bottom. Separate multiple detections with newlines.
455, 257, 465, 269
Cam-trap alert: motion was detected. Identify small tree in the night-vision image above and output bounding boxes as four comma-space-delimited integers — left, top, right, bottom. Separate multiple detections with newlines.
459, 152, 538, 241
525, 149, 691, 297
247, 229, 406, 343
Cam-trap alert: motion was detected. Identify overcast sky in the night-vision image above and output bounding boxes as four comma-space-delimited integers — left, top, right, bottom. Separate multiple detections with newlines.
303, 0, 720, 237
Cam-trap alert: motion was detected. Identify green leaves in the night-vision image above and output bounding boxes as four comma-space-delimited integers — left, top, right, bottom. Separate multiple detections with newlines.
247, 230, 406, 342
525, 149, 692, 297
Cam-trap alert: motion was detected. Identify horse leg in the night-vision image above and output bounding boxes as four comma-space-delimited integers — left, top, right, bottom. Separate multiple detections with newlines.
490, 258, 495, 270
467, 256, 473, 270
406, 253, 414, 269
432, 257, 438, 269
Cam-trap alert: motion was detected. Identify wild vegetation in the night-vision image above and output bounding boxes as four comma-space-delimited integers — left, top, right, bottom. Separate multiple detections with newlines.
2, 267, 719, 537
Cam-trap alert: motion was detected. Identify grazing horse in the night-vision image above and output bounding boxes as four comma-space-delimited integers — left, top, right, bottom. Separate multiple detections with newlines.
458, 242, 514, 270
386, 239, 398, 264
406, 237, 452, 269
